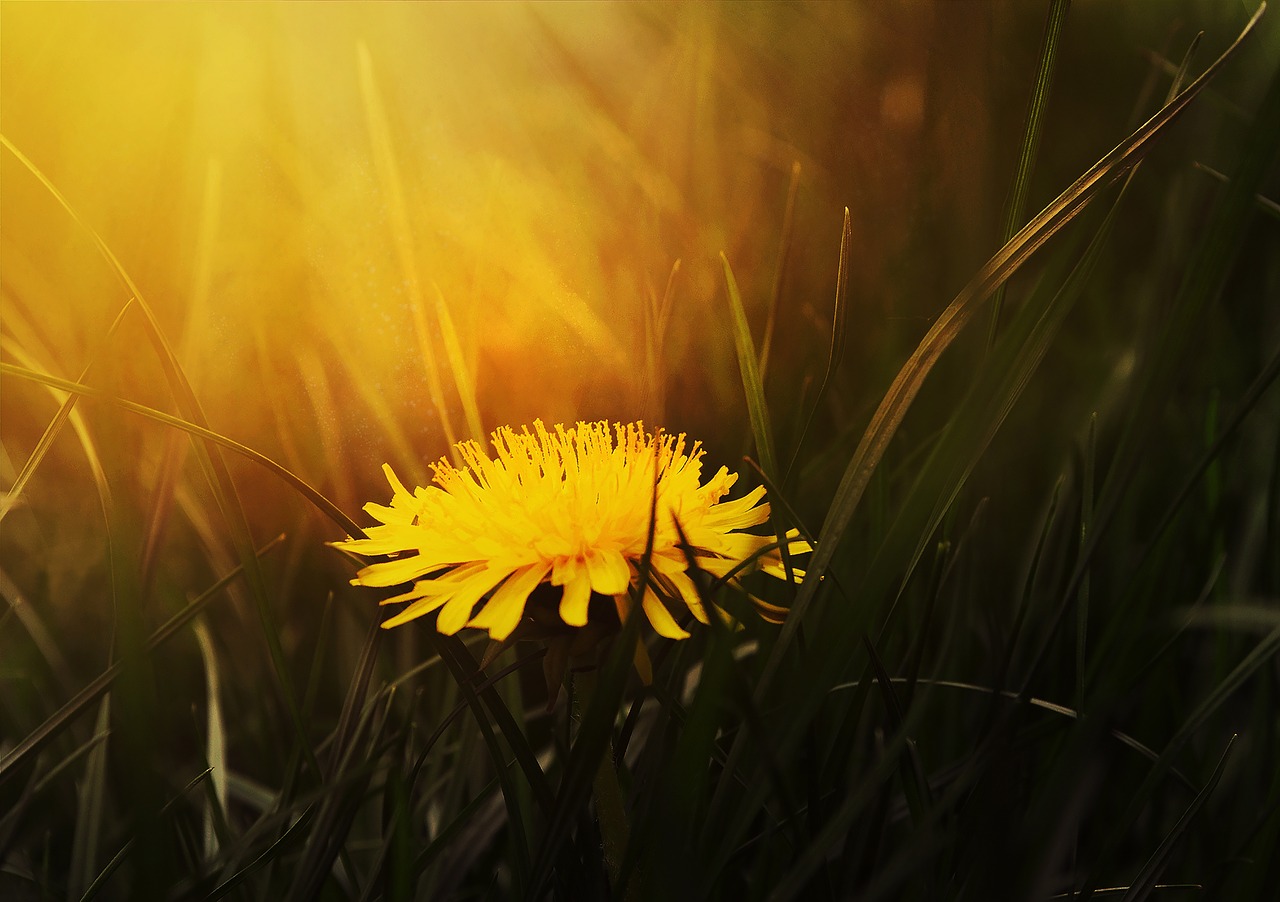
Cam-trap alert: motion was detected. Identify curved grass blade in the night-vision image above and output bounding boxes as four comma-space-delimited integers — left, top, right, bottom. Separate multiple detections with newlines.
0, 362, 364, 538
0, 134, 320, 777
0, 298, 132, 525
758, 3, 1267, 698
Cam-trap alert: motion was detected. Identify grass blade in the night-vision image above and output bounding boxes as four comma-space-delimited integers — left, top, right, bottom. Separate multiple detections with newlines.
759, 160, 801, 384
758, 4, 1266, 698
0, 363, 364, 538
0, 535, 285, 783
722, 253, 778, 480
1119, 735, 1236, 902
987, 0, 1071, 346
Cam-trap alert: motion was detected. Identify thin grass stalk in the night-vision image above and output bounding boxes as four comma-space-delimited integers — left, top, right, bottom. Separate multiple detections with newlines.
759, 160, 801, 385
987, 0, 1071, 347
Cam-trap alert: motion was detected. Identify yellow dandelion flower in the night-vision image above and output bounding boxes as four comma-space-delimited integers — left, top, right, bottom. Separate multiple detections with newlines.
332, 420, 810, 642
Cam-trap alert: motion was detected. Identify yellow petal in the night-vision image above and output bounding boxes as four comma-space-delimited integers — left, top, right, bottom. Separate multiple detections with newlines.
436, 567, 513, 635
559, 570, 593, 627
470, 563, 551, 640
663, 569, 710, 624
641, 588, 690, 639
353, 554, 435, 588
586, 548, 630, 595
381, 593, 451, 629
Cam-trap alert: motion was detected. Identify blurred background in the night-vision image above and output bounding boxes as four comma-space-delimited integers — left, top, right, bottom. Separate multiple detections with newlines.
4, 0, 1273, 517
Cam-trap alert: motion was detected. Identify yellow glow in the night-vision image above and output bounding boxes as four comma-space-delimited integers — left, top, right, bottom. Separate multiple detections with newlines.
1, 4, 723, 511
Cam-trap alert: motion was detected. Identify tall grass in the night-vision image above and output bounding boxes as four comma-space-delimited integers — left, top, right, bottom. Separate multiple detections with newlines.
2, 2, 1279, 900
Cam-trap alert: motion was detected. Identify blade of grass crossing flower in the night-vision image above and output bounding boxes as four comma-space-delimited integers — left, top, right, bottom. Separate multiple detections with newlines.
758, 5, 1266, 700
1119, 735, 1236, 902
0, 134, 321, 779
987, 0, 1071, 347
759, 161, 801, 384
721, 253, 778, 480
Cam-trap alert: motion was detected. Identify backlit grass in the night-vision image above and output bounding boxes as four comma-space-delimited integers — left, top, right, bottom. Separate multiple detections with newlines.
2, 3, 1279, 900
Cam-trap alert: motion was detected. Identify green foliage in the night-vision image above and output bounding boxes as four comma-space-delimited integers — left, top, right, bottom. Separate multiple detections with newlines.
3, 3, 1279, 900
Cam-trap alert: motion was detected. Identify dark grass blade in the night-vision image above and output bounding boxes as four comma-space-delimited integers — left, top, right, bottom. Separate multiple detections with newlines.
722, 253, 779, 480
1119, 735, 1236, 902
432, 635, 535, 894
0, 728, 108, 852
285, 690, 397, 902
757, 4, 1266, 699
1075, 414, 1097, 715
987, 0, 1071, 346
411, 776, 502, 879
784, 207, 852, 485
1019, 12, 1280, 742
0, 535, 285, 783
527, 610, 643, 901
861, 635, 932, 825
76, 767, 213, 902
67, 698, 111, 901
759, 160, 802, 384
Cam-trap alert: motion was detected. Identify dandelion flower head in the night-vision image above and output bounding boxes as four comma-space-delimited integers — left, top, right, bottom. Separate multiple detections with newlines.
332, 420, 809, 641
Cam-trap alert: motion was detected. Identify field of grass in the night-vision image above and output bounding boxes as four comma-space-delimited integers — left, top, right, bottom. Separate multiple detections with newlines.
2, 2, 1279, 899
